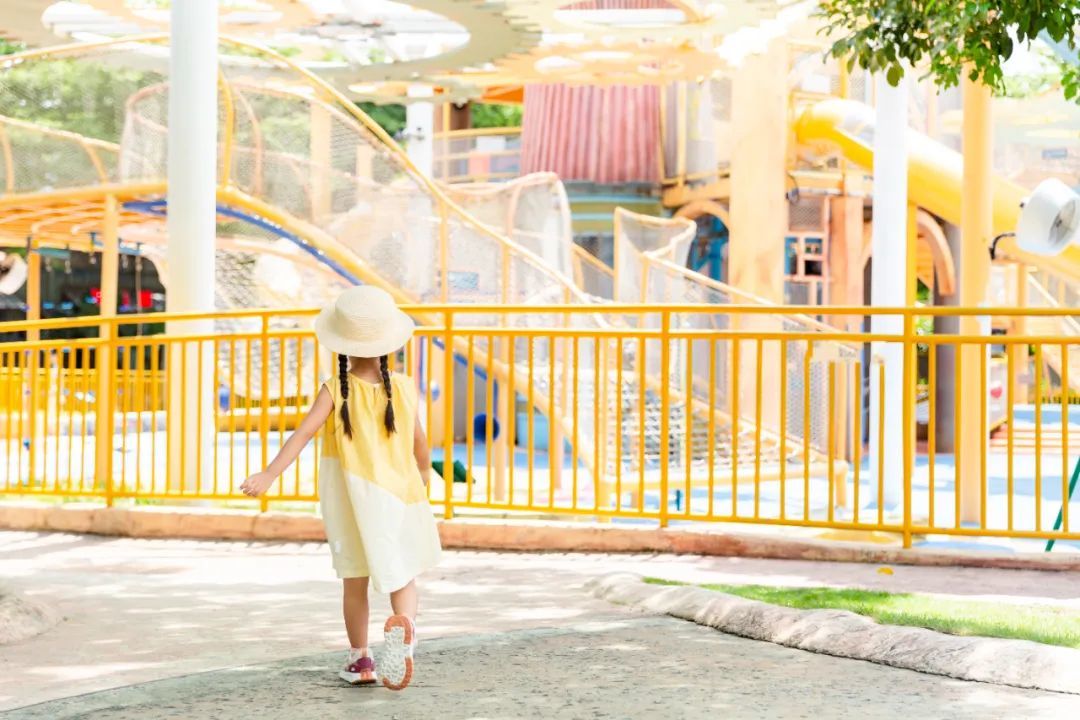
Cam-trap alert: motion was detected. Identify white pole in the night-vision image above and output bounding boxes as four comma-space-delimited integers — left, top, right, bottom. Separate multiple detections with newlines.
405, 85, 435, 177
869, 73, 908, 511
404, 85, 436, 296
167, 1, 218, 494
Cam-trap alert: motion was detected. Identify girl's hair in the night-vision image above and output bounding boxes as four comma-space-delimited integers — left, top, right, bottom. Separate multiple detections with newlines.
379, 355, 396, 435
338, 354, 354, 438
337, 353, 396, 437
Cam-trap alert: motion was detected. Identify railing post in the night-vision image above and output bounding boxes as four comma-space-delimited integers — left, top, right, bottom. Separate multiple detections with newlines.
438, 199, 450, 303
259, 314, 271, 512
443, 309, 455, 520
96, 336, 115, 507
96, 195, 120, 505
901, 310, 915, 547
24, 242, 41, 489
659, 309, 671, 528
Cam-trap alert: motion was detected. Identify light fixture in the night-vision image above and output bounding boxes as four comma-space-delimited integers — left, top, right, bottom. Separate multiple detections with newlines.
1015, 178, 1080, 256
0, 252, 28, 295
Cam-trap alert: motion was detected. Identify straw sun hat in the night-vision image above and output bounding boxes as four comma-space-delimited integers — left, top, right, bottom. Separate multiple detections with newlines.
314, 286, 415, 358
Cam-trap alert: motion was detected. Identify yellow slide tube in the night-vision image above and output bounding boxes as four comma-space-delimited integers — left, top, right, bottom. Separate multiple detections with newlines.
795, 99, 1080, 280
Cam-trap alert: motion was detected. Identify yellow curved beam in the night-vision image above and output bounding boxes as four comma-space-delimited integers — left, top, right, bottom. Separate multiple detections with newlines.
0, 123, 15, 192
916, 209, 956, 297
674, 199, 730, 227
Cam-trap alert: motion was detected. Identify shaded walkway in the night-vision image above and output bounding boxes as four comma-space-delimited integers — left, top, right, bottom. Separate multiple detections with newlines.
3, 532, 1080, 717
7, 617, 1078, 720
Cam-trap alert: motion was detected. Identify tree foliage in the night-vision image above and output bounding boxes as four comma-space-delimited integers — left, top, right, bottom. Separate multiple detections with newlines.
817, 1, 1080, 103
470, 102, 522, 128
1064, 61, 1080, 102
357, 102, 406, 138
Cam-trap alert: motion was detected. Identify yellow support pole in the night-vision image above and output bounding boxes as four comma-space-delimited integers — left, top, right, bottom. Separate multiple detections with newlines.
549, 334, 564, 493
443, 310, 455, 519
439, 199, 450, 303
902, 310, 915, 547
958, 76, 992, 524
310, 102, 332, 222
659, 310, 671, 528
907, 204, 919, 305
24, 242, 41, 486
1011, 264, 1028, 406
905, 203, 920, 519
259, 314, 271, 512
96, 195, 119, 504
730, 38, 787, 432
493, 335, 510, 502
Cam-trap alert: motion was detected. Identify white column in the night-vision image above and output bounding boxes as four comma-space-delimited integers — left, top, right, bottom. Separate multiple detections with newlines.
167, 1, 218, 494
869, 73, 908, 511
404, 85, 436, 297
405, 85, 435, 177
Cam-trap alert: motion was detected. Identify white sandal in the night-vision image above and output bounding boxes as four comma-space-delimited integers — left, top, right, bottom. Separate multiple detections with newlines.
379, 614, 416, 691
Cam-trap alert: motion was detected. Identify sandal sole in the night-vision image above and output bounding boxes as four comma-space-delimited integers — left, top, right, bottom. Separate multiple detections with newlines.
380, 615, 415, 691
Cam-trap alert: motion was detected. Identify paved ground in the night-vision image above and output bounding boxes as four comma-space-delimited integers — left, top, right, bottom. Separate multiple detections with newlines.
9, 618, 1080, 720
3, 531, 1080, 718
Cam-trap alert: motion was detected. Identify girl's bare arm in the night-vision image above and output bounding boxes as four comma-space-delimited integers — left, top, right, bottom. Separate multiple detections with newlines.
413, 414, 432, 487
241, 385, 334, 496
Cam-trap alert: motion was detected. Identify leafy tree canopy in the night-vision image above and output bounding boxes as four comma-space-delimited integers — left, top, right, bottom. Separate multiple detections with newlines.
357, 102, 406, 138
470, 102, 522, 129
817, 1, 1080, 102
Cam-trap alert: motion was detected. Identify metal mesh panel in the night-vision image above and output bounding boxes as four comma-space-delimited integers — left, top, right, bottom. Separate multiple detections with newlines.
440, 172, 574, 282
0, 48, 154, 190
434, 131, 521, 183
788, 196, 826, 233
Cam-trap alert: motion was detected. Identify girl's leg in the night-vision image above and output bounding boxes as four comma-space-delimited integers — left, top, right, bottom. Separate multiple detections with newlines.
389, 579, 418, 621
342, 577, 370, 649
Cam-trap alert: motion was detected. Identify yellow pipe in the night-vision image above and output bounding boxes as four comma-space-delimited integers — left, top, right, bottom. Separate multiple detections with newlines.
82, 142, 109, 184
957, 77, 993, 524
0, 123, 13, 192
95, 195, 119, 505
0, 182, 167, 211
443, 312, 455, 519
434, 127, 521, 140
0, 115, 121, 154
219, 72, 236, 189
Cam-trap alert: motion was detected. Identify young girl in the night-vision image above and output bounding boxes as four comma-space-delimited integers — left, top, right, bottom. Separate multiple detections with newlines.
240, 286, 442, 691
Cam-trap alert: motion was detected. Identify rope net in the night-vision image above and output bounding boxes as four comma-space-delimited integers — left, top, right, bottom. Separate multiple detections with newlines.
0, 37, 854, 506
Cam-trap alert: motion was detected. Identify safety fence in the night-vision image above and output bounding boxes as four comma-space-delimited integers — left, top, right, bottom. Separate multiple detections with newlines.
1, 304, 1078, 548
433, 127, 522, 184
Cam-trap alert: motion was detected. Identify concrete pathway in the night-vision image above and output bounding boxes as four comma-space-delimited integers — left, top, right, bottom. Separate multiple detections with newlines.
3, 531, 1080, 718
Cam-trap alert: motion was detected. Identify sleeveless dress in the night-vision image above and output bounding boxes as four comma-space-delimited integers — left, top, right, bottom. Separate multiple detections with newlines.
319, 372, 442, 593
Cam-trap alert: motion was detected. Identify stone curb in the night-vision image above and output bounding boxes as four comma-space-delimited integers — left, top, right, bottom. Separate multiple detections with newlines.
3, 501, 1080, 571
586, 572, 1080, 695
0, 590, 60, 646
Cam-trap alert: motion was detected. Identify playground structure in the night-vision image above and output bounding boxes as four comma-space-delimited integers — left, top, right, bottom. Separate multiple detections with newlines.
0, 3, 1077, 551
0, 36, 854, 515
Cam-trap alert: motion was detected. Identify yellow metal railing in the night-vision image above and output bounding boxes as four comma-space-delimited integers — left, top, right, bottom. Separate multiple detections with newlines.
433, 127, 522, 184
1, 304, 1078, 547
0, 114, 120, 193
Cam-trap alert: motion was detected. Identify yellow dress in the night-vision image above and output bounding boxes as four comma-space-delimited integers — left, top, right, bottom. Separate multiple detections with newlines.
319, 372, 442, 593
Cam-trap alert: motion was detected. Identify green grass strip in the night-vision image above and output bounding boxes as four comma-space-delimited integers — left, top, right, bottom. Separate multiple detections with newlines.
644, 578, 1080, 649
